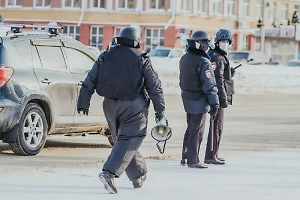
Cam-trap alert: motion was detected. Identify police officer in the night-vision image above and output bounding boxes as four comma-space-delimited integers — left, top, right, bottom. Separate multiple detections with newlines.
77, 27, 166, 194
204, 29, 235, 165
180, 30, 220, 169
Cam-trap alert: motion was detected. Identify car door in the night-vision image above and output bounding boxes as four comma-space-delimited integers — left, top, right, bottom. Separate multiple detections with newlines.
31, 39, 78, 133
62, 41, 105, 130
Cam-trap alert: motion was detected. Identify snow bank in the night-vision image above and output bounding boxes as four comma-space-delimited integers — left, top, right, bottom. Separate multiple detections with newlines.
153, 60, 300, 95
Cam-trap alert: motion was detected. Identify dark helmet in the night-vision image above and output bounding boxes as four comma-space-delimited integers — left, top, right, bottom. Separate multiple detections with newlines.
113, 27, 140, 48
187, 30, 211, 51
215, 29, 232, 45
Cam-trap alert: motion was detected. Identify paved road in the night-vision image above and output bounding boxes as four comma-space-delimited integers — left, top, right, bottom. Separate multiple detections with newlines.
0, 94, 299, 199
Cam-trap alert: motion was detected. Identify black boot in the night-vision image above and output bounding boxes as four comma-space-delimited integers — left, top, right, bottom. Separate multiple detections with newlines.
180, 159, 187, 166
204, 158, 225, 165
99, 171, 118, 194
188, 163, 208, 169
132, 174, 147, 188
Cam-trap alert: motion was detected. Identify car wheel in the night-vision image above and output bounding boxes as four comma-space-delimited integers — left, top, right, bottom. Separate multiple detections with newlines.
9, 103, 48, 156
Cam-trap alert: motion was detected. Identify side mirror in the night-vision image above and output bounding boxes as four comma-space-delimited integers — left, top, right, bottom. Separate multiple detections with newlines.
247, 58, 254, 62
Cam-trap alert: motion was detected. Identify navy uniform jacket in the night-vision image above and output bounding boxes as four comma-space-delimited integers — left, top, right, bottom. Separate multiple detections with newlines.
77, 47, 165, 114
179, 48, 219, 114
209, 46, 234, 107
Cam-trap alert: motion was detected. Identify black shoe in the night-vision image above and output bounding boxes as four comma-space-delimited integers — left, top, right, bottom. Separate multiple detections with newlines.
217, 157, 225, 162
204, 158, 225, 165
180, 159, 187, 166
99, 171, 118, 194
132, 174, 146, 189
188, 163, 208, 169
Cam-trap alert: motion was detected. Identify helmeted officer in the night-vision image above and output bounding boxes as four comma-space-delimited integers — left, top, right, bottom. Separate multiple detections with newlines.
204, 29, 235, 165
180, 30, 220, 169
77, 26, 166, 194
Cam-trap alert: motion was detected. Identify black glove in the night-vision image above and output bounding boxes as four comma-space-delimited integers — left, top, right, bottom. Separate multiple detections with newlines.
208, 107, 218, 118
231, 67, 236, 77
220, 101, 228, 108
155, 112, 168, 126
77, 107, 89, 115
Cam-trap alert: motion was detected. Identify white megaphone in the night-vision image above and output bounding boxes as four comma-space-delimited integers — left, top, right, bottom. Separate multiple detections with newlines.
151, 116, 172, 154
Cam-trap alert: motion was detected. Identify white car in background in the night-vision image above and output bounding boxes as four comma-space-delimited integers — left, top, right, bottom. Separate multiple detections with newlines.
86, 45, 101, 57
148, 47, 185, 69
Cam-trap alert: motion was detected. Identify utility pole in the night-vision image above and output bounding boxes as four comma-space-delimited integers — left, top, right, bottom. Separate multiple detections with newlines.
260, 0, 266, 53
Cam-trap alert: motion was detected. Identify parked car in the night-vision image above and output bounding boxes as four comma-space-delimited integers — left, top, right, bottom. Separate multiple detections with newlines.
86, 45, 102, 57
285, 59, 300, 67
228, 51, 266, 65
0, 25, 112, 156
148, 47, 185, 68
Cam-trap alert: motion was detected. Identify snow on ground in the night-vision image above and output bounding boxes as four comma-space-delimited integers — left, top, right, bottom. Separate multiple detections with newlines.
152, 59, 300, 95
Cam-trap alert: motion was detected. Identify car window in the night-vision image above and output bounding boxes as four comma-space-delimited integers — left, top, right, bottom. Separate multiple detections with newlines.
36, 46, 67, 70
63, 47, 95, 74
228, 52, 249, 60
148, 49, 170, 57
12, 40, 41, 68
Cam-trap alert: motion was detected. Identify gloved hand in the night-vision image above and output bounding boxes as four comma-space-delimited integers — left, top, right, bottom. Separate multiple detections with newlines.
155, 112, 168, 126
220, 101, 228, 108
208, 107, 218, 119
230, 67, 236, 77
77, 107, 89, 115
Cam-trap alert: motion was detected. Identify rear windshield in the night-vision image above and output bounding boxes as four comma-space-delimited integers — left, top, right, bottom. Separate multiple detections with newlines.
228, 52, 249, 60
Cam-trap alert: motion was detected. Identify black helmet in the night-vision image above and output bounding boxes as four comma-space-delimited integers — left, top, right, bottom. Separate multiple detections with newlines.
215, 29, 232, 44
113, 27, 140, 48
187, 30, 211, 51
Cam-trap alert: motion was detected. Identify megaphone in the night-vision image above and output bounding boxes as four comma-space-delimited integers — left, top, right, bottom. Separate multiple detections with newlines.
151, 117, 172, 154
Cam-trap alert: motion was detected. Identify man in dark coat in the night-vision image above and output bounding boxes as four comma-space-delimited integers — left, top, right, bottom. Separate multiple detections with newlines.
180, 30, 220, 169
204, 29, 235, 165
77, 27, 166, 194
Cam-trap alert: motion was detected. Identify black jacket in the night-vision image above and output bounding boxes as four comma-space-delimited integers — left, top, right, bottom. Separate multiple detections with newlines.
179, 48, 219, 114
208, 47, 235, 107
77, 46, 165, 114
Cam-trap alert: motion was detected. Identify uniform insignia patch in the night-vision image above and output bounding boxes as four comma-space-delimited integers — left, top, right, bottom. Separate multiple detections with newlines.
205, 70, 211, 78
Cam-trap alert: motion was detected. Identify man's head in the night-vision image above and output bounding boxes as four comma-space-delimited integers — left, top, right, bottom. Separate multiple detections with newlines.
187, 30, 211, 53
214, 29, 232, 52
113, 26, 140, 48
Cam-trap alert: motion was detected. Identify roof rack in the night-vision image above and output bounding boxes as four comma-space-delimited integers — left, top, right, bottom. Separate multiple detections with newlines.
0, 23, 63, 37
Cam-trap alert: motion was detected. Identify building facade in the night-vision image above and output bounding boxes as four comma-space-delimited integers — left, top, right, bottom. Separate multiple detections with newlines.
1, 0, 300, 61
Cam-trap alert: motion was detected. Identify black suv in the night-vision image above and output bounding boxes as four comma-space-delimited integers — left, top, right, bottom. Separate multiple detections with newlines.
0, 25, 111, 156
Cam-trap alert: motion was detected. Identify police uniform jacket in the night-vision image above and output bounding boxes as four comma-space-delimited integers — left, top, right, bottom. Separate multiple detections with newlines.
208, 46, 235, 107
77, 46, 165, 114
179, 48, 219, 114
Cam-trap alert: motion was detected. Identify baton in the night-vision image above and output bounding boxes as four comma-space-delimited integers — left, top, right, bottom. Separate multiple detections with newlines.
210, 115, 214, 152
233, 64, 242, 70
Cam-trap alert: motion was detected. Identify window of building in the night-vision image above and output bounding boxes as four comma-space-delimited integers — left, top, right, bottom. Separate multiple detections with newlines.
227, 0, 236, 16
243, 0, 250, 17
90, 26, 103, 50
114, 27, 123, 37
269, 1, 276, 20
145, 28, 164, 51
36, 46, 67, 70
147, 0, 165, 10
212, 0, 222, 15
63, 0, 80, 8
34, 0, 50, 7
242, 35, 249, 50
63, 26, 80, 41
281, 3, 288, 21
90, 0, 106, 9
197, 0, 206, 14
6, 0, 22, 7
256, 0, 263, 19
116, 0, 134, 9
64, 47, 95, 74
255, 37, 261, 51
181, 0, 192, 12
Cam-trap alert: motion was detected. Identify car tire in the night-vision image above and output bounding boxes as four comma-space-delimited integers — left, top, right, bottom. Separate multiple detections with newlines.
9, 103, 48, 156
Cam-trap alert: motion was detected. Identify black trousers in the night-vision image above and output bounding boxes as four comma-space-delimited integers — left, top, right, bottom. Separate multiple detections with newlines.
102, 95, 149, 181
205, 108, 224, 160
181, 113, 207, 165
